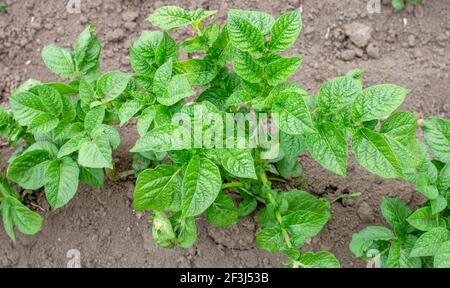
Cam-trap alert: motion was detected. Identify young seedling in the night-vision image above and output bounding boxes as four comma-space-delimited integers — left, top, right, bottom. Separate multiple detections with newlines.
0, 3, 7, 14
392, 0, 419, 10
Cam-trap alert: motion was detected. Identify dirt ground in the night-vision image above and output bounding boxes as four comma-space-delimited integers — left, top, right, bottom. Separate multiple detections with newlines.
0, 0, 449, 268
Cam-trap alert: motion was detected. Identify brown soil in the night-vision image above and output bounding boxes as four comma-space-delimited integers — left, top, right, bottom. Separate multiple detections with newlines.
0, 0, 449, 267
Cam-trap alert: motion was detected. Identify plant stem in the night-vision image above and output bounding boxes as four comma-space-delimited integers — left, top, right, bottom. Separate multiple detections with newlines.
260, 170, 293, 249
221, 182, 244, 189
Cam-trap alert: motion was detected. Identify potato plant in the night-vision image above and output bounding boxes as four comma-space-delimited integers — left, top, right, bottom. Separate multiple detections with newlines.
0, 6, 448, 268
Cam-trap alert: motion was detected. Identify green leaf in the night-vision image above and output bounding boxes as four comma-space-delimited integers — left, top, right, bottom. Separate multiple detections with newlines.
10, 85, 63, 126
267, 9, 302, 51
137, 106, 156, 136
45, 157, 80, 209
297, 251, 340, 268
280, 131, 305, 157
238, 195, 257, 216
392, 0, 406, 10
6, 197, 43, 236
152, 212, 176, 248
173, 59, 217, 85
206, 26, 231, 65
92, 124, 121, 149
228, 9, 275, 35
96, 71, 131, 102
131, 125, 190, 153
227, 13, 265, 53
282, 203, 331, 240
176, 216, 198, 248
423, 117, 450, 162
147, 6, 192, 30
79, 167, 104, 188
434, 241, 450, 268
134, 165, 182, 211
430, 195, 447, 215
352, 84, 409, 122
380, 112, 417, 146
266, 56, 303, 86
231, 49, 263, 83
256, 226, 287, 253
78, 134, 113, 169
205, 192, 239, 227
57, 134, 89, 158
75, 25, 101, 74
84, 106, 105, 134
272, 92, 315, 135
118, 100, 141, 126
438, 163, 450, 192
349, 226, 395, 258
277, 156, 302, 178
181, 155, 222, 217
416, 173, 439, 200
215, 148, 257, 179
41, 44, 76, 79
380, 197, 412, 237
317, 70, 362, 113
386, 239, 422, 268
406, 207, 446, 231
159, 75, 194, 106
352, 128, 403, 179
155, 32, 178, 66
28, 113, 59, 135
410, 227, 449, 257
147, 6, 216, 30
7, 150, 52, 190
305, 122, 348, 176
79, 79, 96, 111
153, 58, 173, 96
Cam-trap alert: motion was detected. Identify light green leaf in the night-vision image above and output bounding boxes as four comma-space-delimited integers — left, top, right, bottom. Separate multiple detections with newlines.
352, 128, 403, 179
272, 92, 315, 135
134, 165, 182, 211
406, 207, 446, 231
423, 117, 450, 162
205, 192, 239, 227
147, 6, 192, 30
352, 84, 409, 122
79, 167, 104, 188
386, 239, 422, 268
380, 112, 417, 146
92, 124, 121, 149
410, 227, 449, 257
266, 56, 303, 86
174, 59, 216, 85
79, 79, 96, 112
28, 113, 59, 135
231, 49, 263, 83
10, 85, 63, 126
155, 32, 178, 66
75, 25, 101, 74
181, 155, 222, 217
152, 212, 176, 248
228, 9, 275, 35
438, 163, 450, 192
119, 100, 141, 126
227, 13, 265, 53
317, 70, 362, 113
297, 251, 340, 268
7, 197, 43, 236
153, 58, 173, 96
158, 75, 194, 106
205, 26, 231, 65
131, 125, 190, 153
41, 44, 76, 79
137, 106, 156, 136
267, 9, 302, 51
215, 148, 257, 179
305, 122, 348, 176
96, 71, 131, 102
416, 173, 439, 200
45, 157, 80, 209
84, 106, 105, 134
349, 226, 395, 258
176, 216, 198, 248
380, 197, 412, 237
78, 134, 113, 169
430, 195, 447, 215
434, 241, 450, 268
7, 150, 52, 190
256, 226, 287, 253
58, 134, 89, 158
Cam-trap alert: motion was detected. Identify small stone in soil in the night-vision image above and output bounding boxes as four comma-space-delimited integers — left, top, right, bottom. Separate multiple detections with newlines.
340, 49, 356, 61
343, 22, 372, 48
357, 202, 374, 223
366, 42, 380, 59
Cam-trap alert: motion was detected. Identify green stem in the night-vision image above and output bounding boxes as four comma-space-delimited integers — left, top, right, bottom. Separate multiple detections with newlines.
221, 182, 244, 189
260, 170, 293, 249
